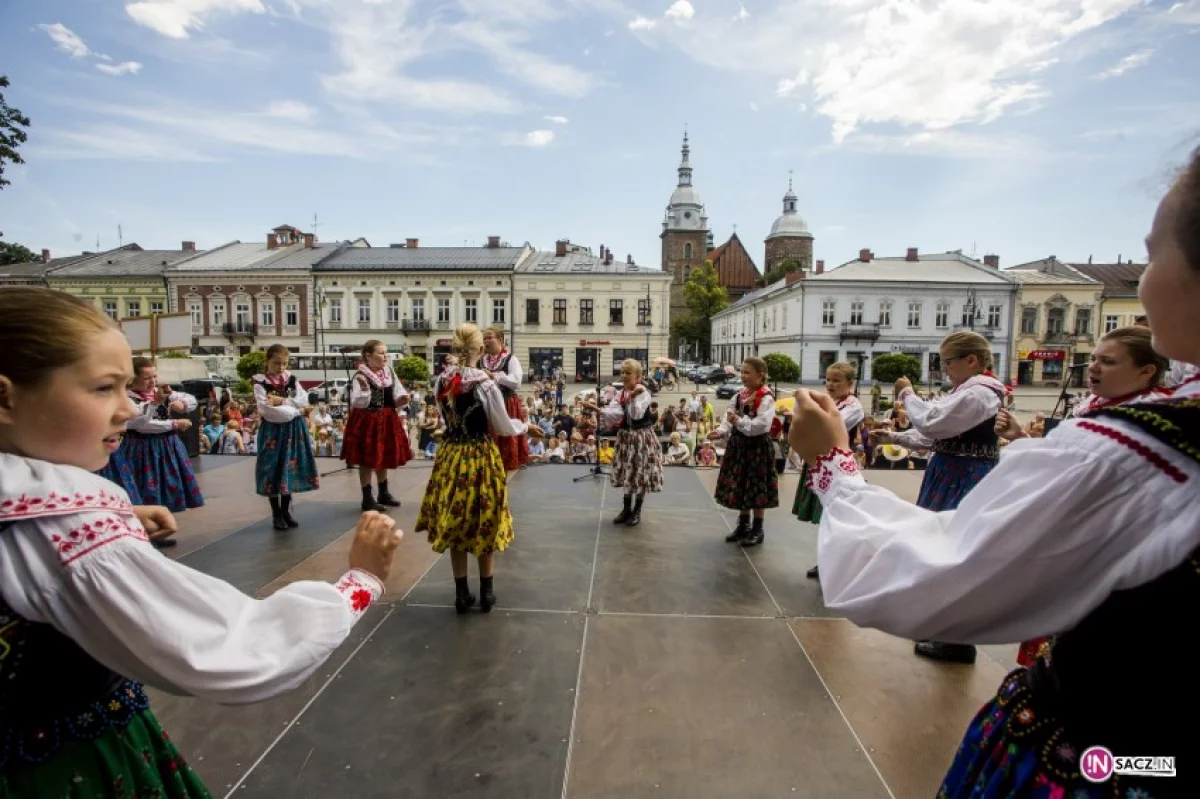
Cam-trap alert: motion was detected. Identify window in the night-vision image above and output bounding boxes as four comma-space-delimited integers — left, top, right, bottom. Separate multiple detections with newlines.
961, 305, 974, 327
104, 300, 119, 320
684, 243, 693, 260
150, 300, 164, 315
782, 304, 788, 329
284, 302, 299, 328
411, 298, 425, 321
464, 298, 477, 323
935, 302, 949, 328
1074, 308, 1091, 335
329, 298, 342, 323
879, 301, 892, 327
638, 298, 651, 325
1047, 307, 1065, 335
389, 299, 403, 324
525, 298, 539, 324
612, 348, 648, 376
1021, 307, 1037, 335
822, 300, 836, 326
1105, 314, 1120, 333
492, 298, 505, 324
125, 300, 141, 318
988, 304, 1002, 329
188, 301, 202, 329
907, 301, 921, 328
358, 298, 372, 324
849, 301, 864, 326
553, 298, 567, 324
579, 299, 593, 324
437, 298, 450, 323
609, 299, 624, 325
235, 302, 252, 330
212, 301, 226, 327
260, 302, 275, 328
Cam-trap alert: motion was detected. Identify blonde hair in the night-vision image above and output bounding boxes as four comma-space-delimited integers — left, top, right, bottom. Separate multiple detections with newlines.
452, 323, 483, 359
941, 331, 993, 371
0, 288, 117, 388
620, 358, 643, 378
484, 325, 506, 345
669, 431, 682, 444
1100, 325, 1168, 387
826, 361, 857, 383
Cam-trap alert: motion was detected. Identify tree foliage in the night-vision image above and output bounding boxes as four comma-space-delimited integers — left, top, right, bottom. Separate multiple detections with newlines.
394, 354, 430, 385
236, 350, 267, 380
159, 351, 190, 359
674, 260, 729, 359
0, 76, 30, 191
762, 352, 800, 383
760, 258, 801, 287
0, 240, 36, 266
871, 352, 922, 384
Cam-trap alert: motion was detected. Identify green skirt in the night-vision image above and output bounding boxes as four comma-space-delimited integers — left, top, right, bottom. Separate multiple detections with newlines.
1, 685, 211, 799
792, 462, 823, 524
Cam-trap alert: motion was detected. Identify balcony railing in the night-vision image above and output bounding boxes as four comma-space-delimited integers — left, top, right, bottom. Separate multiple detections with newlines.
402, 319, 431, 332
839, 322, 881, 342
221, 322, 257, 337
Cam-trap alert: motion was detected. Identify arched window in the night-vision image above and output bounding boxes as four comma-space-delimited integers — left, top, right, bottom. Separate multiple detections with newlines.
682, 265, 692, 281
684, 243, 693, 260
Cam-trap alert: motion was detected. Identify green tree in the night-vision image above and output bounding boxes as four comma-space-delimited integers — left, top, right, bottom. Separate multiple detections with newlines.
0, 240, 36, 266
871, 352, 922, 384
672, 260, 729, 359
762, 352, 800, 383
232, 378, 253, 396
394, 354, 430, 385
760, 258, 801, 287
0, 76, 30, 191
236, 350, 267, 380
159, 351, 190, 359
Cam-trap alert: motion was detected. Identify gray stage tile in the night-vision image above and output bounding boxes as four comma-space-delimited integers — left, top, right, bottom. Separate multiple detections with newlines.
589, 509, 778, 617
741, 518, 841, 618
193, 454, 252, 473
235, 605, 583, 799
566, 615, 888, 799
403, 515, 598, 611
600, 465, 718, 512
180, 501, 359, 594
148, 604, 389, 795
507, 463, 608, 510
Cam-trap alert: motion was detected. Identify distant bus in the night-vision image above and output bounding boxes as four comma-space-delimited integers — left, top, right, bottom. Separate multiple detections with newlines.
190, 351, 400, 390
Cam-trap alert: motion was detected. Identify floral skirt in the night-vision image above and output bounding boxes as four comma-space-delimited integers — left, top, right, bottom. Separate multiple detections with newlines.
122, 433, 203, 513
916, 453, 996, 512
792, 462, 823, 523
96, 448, 143, 505
417, 438, 513, 557
255, 417, 320, 496
610, 428, 663, 495
493, 394, 530, 471
0, 682, 211, 799
341, 408, 412, 470
714, 432, 778, 510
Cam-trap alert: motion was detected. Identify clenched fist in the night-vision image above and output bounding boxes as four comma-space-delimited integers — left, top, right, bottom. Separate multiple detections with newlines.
348, 512, 402, 583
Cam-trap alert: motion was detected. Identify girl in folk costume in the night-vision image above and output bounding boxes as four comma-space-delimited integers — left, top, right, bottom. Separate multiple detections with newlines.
416, 324, 528, 614
709, 357, 777, 547
997, 325, 1171, 668
0, 287, 402, 799
794, 362, 864, 580
589, 359, 663, 527
253, 344, 320, 531
122, 356, 204, 514
480, 326, 529, 473
342, 340, 412, 512
869, 331, 1005, 665
787, 147, 1200, 798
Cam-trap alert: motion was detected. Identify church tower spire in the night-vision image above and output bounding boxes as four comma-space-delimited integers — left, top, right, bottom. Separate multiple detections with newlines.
678, 130, 693, 187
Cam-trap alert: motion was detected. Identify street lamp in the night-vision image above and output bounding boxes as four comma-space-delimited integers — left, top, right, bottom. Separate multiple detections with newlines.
313, 282, 330, 402
644, 284, 652, 368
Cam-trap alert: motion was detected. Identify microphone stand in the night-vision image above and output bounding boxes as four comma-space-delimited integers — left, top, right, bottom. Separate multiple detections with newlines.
574, 369, 613, 482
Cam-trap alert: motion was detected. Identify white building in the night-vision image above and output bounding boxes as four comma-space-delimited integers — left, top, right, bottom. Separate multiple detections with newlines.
711, 248, 1018, 385
512, 241, 672, 384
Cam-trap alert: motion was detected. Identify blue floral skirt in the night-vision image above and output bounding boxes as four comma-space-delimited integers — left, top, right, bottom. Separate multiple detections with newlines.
122, 432, 204, 512
916, 453, 996, 512
255, 417, 320, 496
96, 448, 143, 505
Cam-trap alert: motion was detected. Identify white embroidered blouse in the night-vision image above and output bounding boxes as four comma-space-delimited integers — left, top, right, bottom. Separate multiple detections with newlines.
252, 371, 310, 425
881, 374, 1006, 449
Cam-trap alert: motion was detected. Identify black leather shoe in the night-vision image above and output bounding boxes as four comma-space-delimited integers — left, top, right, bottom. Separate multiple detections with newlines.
361, 498, 387, 513
806, 565, 820, 579
272, 513, 289, 531
625, 509, 641, 527
740, 527, 764, 547
281, 510, 299, 528
914, 641, 977, 664
455, 592, 477, 614
725, 519, 750, 542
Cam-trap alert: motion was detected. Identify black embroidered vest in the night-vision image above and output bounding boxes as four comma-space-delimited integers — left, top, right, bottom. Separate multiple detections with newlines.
362, 375, 397, 411
931, 415, 999, 459
620, 388, 657, 431
256, 373, 296, 399
437, 384, 491, 443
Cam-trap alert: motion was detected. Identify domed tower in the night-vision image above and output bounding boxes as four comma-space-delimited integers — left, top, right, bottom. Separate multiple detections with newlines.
764, 175, 814, 277
661, 131, 711, 356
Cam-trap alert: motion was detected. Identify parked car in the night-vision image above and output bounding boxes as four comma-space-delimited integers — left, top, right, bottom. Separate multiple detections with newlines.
696, 367, 730, 385
715, 379, 743, 399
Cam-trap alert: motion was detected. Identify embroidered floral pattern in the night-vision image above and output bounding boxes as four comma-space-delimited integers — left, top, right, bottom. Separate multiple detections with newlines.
0, 490, 134, 522
806, 448, 859, 494
334, 570, 383, 619
51, 515, 149, 566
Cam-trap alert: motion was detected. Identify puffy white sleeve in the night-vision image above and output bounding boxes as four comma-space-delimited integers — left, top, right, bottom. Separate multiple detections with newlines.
840, 400, 865, 432
735, 395, 775, 436
126, 401, 176, 434
888, 426, 935, 449
287, 379, 310, 411
348, 375, 372, 409
628, 386, 652, 421
0, 512, 384, 705
493, 357, 523, 392
900, 385, 1000, 439
477, 379, 527, 436
254, 381, 300, 424
599, 400, 624, 429
808, 425, 1200, 644
167, 391, 198, 413
714, 400, 737, 439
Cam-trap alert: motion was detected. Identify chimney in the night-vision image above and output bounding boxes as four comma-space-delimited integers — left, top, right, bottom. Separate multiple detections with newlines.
303, 233, 315, 249
1116, 253, 1121, 264
41, 248, 51, 264
816, 259, 825, 274
267, 233, 278, 249
487, 236, 500, 248
406, 238, 419, 249
785, 271, 805, 285
906, 247, 918, 262
555, 240, 567, 258
181, 241, 196, 252
859, 248, 871, 262
626, 254, 632, 264
983, 254, 1000, 268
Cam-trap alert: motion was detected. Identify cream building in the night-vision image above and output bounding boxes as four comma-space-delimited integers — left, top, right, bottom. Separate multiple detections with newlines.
1006, 259, 1105, 386
513, 241, 672, 384
46, 243, 200, 322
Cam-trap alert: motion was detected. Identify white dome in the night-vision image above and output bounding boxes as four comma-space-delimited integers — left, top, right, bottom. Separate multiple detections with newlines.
670, 185, 703, 207
766, 211, 812, 240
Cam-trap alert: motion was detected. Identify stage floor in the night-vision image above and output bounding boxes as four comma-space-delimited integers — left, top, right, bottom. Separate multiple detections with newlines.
152, 457, 1020, 799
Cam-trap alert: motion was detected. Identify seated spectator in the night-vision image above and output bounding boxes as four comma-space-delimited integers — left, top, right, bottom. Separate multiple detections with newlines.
665, 432, 690, 466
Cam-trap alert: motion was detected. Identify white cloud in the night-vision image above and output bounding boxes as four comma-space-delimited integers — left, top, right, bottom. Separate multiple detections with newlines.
124, 0, 267, 39
524, 129, 554, 146
37, 23, 92, 59
95, 61, 143, 76
629, 16, 658, 30
544, 115, 569, 124
665, 1, 695, 22
735, 4, 750, 21
776, 69, 808, 97
1094, 49, 1153, 78
265, 99, 315, 120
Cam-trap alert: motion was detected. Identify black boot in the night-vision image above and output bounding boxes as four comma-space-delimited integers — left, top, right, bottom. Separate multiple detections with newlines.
626, 495, 644, 527
269, 496, 288, 530
376, 480, 401, 507
613, 494, 633, 525
361, 485, 386, 513
806, 565, 820, 579
914, 641, 977, 664
725, 514, 750, 542
280, 495, 299, 528
455, 576, 476, 614
741, 516, 764, 547
479, 575, 495, 613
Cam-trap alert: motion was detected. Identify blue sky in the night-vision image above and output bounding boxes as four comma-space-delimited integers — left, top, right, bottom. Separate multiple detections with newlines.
1, 0, 1198, 270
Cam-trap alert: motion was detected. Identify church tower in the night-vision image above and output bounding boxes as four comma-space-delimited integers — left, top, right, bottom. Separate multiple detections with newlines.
661, 131, 710, 357
763, 174, 814, 277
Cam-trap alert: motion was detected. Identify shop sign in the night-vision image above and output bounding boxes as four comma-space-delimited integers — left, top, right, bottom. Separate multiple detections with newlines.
579, 340, 611, 346
1028, 349, 1066, 360
435, 339, 453, 346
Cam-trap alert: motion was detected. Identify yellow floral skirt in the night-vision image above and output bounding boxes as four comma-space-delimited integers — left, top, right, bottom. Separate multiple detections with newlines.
416, 438, 513, 557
